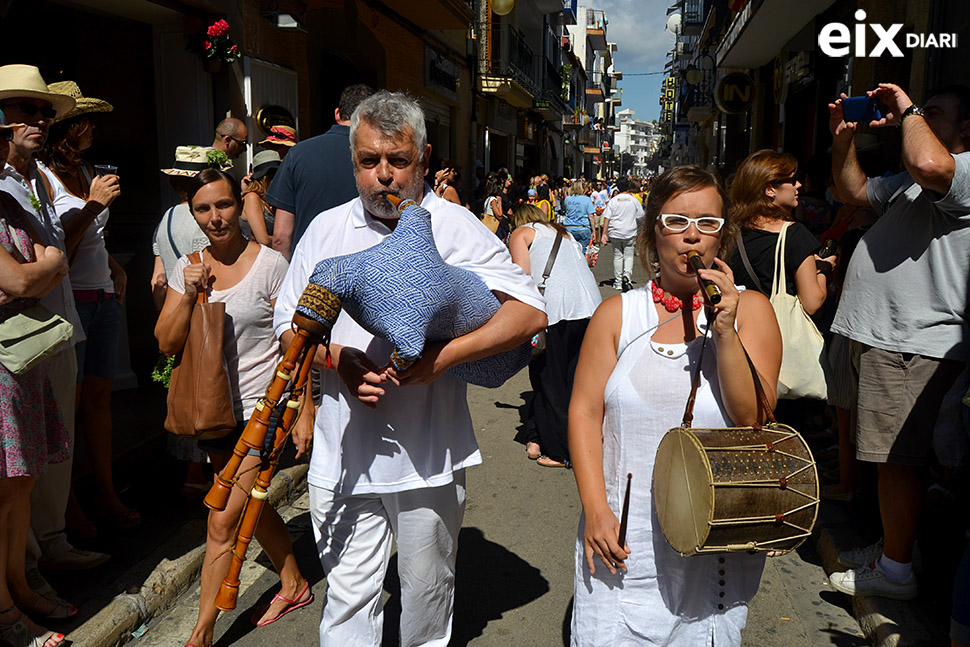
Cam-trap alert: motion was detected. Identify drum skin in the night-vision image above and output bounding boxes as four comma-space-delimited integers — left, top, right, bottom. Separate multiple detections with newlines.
653, 423, 818, 556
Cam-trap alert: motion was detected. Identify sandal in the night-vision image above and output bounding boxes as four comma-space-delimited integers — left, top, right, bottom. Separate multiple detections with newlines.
0, 613, 65, 647
525, 442, 541, 460
251, 579, 314, 627
537, 455, 569, 468
17, 593, 77, 620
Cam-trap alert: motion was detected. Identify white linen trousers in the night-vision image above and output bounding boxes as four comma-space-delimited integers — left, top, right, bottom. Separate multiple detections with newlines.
309, 470, 466, 647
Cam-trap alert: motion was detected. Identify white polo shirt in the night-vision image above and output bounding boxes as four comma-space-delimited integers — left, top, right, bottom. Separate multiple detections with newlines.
274, 189, 544, 495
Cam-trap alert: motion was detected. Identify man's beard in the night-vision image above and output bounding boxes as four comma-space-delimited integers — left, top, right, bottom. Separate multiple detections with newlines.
358, 166, 425, 220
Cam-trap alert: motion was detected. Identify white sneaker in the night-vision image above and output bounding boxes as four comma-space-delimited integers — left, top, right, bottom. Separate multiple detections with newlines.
828, 560, 917, 600
838, 537, 884, 568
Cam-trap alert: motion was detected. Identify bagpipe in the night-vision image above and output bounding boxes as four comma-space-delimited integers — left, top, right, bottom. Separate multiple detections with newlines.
206, 194, 532, 610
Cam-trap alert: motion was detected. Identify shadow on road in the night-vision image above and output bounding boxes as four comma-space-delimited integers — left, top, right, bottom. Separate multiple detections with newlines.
497, 391, 531, 448
382, 527, 550, 646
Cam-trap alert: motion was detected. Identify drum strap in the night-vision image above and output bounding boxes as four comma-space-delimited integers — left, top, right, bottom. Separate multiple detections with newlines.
681, 315, 776, 428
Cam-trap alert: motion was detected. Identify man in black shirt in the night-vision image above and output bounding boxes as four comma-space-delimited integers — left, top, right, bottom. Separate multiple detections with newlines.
268, 84, 375, 259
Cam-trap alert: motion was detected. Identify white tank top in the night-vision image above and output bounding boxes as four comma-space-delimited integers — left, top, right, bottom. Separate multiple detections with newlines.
44, 165, 113, 291
571, 283, 765, 647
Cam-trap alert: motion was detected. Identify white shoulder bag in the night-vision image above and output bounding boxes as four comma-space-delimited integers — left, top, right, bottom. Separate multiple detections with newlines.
768, 223, 827, 400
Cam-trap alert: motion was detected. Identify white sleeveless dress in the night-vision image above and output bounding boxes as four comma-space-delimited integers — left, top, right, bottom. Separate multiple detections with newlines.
571, 283, 765, 647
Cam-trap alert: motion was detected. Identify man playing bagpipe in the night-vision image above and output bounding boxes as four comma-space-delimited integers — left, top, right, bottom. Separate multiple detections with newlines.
273, 91, 546, 646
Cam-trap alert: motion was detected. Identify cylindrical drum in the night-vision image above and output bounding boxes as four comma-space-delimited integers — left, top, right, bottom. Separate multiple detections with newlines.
653, 423, 818, 556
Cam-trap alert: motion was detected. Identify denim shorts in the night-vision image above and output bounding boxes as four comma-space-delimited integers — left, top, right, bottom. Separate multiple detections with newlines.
74, 293, 122, 382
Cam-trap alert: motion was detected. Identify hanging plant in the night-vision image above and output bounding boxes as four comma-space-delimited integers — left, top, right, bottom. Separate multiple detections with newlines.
186, 18, 241, 65
561, 64, 572, 102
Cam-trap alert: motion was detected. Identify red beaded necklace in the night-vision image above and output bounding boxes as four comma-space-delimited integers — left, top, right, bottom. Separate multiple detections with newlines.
651, 280, 702, 312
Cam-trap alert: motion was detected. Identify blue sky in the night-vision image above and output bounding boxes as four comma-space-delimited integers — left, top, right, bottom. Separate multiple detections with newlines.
596, 0, 676, 122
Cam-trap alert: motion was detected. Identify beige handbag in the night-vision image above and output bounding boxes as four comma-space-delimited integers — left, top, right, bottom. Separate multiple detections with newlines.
481, 196, 501, 233
737, 224, 827, 400
769, 224, 827, 400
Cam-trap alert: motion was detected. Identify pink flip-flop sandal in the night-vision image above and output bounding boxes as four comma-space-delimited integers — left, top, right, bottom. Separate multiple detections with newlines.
252, 580, 314, 627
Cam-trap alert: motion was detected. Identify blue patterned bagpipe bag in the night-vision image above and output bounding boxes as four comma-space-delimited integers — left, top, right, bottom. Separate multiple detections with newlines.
295, 197, 531, 388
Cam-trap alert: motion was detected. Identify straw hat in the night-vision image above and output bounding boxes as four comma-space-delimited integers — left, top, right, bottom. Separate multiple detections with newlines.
0, 65, 75, 118
257, 125, 297, 147
251, 150, 281, 181
47, 81, 113, 123
161, 145, 231, 177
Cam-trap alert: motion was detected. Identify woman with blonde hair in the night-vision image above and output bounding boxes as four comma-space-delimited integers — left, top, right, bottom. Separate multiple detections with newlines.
509, 204, 600, 467
726, 149, 834, 315
563, 180, 596, 250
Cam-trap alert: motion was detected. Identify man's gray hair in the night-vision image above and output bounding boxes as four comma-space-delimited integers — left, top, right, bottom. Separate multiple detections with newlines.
349, 90, 427, 153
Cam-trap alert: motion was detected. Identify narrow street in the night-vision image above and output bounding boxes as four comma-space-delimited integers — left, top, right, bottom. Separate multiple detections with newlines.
135, 251, 864, 647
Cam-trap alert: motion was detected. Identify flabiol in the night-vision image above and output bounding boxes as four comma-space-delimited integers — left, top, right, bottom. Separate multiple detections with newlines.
818, 10, 958, 57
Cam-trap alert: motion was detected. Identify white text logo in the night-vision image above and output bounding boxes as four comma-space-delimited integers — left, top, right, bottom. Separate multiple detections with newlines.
819, 10, 958, 57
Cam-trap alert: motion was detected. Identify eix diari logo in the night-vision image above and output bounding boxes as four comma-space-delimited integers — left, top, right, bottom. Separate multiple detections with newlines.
819, 10, 958, 57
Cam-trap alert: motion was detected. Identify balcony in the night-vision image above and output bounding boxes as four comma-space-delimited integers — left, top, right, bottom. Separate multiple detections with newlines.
682, 0, 703, 36
381, 0, 474, 29
585, 8, 607, 51
563, 113, 586, 127
534, 56, 569, 120
562, 0, 578, 24
478, 22, 537, 109
535, 0, 566, 13
585, 71, 605, 99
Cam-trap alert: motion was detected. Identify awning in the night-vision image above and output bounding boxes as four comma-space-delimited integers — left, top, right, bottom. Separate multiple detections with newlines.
716, 0, 837, 68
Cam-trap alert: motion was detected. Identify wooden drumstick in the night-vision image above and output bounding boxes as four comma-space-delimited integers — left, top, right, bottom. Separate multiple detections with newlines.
618, 473, 632, 548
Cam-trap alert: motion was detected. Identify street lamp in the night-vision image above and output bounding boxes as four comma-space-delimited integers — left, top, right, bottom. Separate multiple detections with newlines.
492, 0, 514, 16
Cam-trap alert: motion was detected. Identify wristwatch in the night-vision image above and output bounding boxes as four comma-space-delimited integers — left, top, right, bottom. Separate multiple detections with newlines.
900, 104, 924, 122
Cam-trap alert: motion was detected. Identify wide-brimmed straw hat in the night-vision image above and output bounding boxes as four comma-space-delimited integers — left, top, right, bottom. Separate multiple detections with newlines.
47, 81, 113, 124
161, 145, 231, 177
251, 150, 281, 181
257, 125, 297, 147
0, 65, 75, 118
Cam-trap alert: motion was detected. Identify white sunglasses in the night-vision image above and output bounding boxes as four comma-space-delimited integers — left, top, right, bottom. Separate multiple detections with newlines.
659, 213, 724, 234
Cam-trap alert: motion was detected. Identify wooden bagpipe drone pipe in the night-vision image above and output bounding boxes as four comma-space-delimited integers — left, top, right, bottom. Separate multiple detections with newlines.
206, 193, 533, 610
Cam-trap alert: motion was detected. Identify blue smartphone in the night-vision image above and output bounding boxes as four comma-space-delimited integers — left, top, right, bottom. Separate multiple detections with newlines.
841, 96, 884, 123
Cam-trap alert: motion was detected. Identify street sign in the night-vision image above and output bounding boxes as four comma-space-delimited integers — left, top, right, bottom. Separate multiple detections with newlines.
715, 72, 755, 114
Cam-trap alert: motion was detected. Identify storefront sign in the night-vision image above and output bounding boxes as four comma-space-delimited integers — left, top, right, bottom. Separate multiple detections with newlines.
425, 47, 459, 102
488, 100, 517, 134
715, 72, 755, 114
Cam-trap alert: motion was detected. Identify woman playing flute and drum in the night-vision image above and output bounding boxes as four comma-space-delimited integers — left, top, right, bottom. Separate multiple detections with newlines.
154, 169, 311, 647
568, 166, 782, 647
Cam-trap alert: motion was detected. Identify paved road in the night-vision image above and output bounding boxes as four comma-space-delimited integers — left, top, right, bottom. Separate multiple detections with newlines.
135, 243, 865, 646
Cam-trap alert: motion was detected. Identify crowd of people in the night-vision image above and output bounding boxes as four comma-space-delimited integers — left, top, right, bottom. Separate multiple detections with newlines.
1, 57, 969, 647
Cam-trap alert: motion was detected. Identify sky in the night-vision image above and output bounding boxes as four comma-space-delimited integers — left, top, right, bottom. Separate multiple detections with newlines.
594, 0, 676, 122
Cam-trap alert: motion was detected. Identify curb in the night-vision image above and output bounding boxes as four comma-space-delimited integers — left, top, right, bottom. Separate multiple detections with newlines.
66, 463, 309, 647
814, 526, 942, 647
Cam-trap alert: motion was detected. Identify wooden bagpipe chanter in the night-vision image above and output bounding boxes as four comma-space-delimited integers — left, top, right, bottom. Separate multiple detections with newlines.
205, 194, 533, 610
